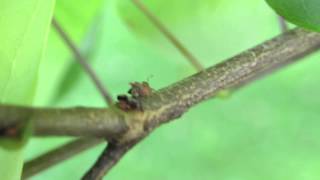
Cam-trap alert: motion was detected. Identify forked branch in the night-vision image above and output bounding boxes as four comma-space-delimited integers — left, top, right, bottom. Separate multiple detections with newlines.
1, 28, 320, 179
80, 28, 320, 179
1, 28, 320, 138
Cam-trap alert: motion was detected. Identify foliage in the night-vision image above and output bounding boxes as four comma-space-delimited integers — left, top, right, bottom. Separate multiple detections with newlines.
0, 0, 55, 179
266, 0, 320, 31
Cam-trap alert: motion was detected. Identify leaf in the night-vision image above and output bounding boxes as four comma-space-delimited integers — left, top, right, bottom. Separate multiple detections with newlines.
0, 0, 55, 179
266, 0, 320, 31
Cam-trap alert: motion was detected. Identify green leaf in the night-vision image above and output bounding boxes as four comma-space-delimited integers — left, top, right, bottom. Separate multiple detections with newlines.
266, 0, 320, 31
0, 0, 55, 179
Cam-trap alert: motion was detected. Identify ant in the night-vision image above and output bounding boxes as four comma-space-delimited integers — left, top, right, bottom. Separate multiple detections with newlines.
116, 81, 153, 111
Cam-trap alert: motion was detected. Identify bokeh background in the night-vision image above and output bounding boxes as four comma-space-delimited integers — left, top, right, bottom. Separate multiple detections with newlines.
24, 0, 320, 179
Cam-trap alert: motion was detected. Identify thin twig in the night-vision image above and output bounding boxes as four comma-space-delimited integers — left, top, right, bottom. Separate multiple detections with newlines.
52, 17, 113, 105
278, 16, 288, 33
22, 138, 103, 179
131, 0, 204, 71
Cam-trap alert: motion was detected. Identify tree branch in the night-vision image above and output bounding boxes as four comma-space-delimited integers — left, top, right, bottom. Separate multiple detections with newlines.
1, 28, 320, 138
1, 28, 320, 179
0, 105, 127, 139
81, 28, 320, 179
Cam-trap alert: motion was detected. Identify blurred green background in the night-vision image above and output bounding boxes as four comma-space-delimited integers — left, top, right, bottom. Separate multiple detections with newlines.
23, 0, 320, 179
